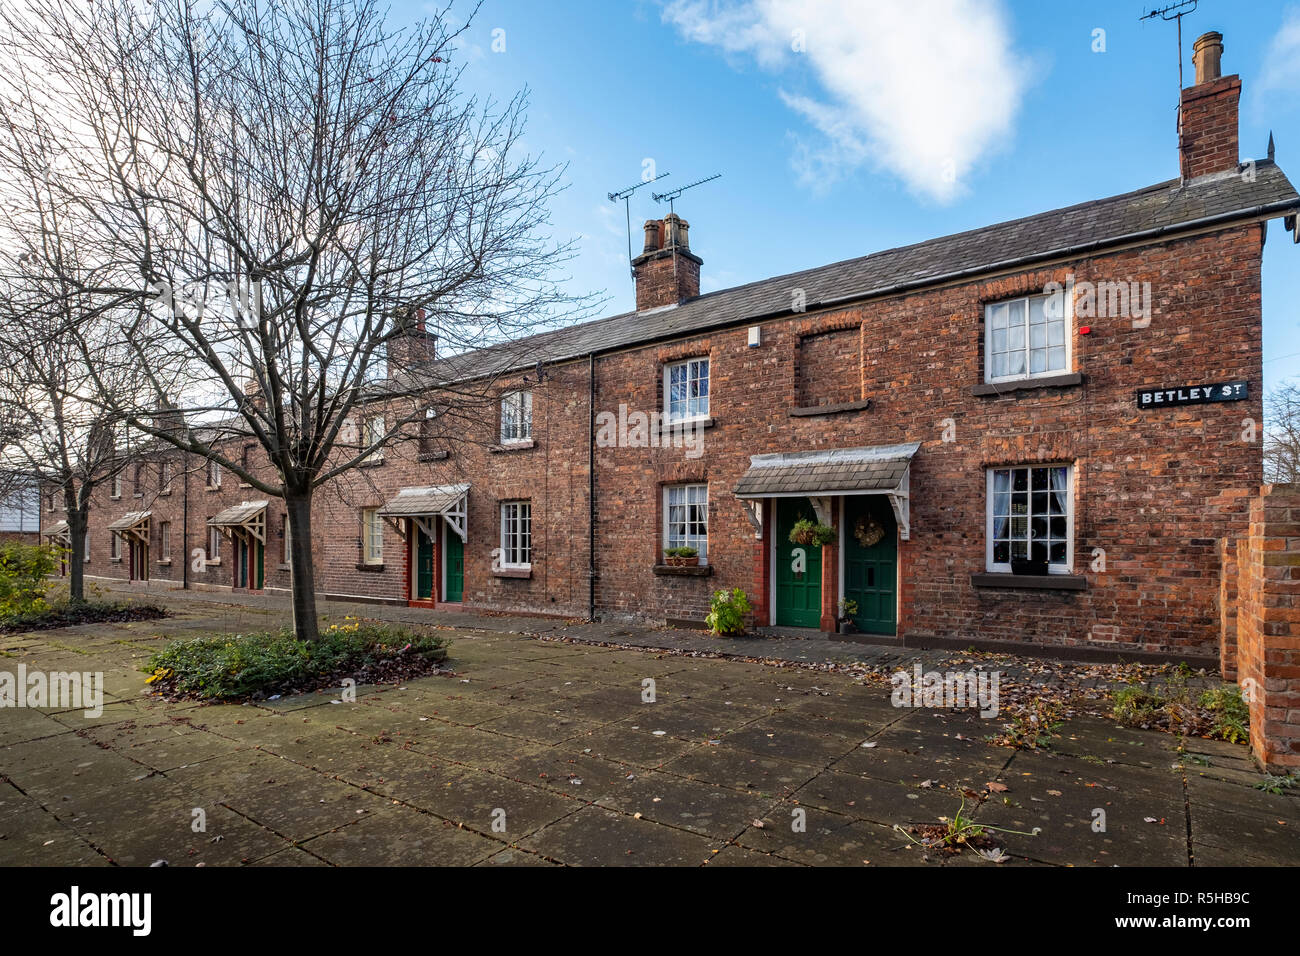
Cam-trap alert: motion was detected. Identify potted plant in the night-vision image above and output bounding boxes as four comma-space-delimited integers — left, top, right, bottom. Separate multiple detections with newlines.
837, 598, 859, 635
663, 546, 699, 567
789, 519, 836, 548
706, 587, 753, 637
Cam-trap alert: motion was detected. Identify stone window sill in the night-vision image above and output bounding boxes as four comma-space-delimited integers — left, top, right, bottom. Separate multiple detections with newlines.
970, 572, 1086, 591
492, 439, 535, 453
356, 562, 385, 572
494, 567, 532, 579
789, 398, 871, 417
277, 563, 291, 571
970, 373, 1084, 397
206, 485, 221, 492
358, 459, 385, 469
657, 417, 716, 435
418, 450, 449, 462
653, 564, 714, 577
207, 558, 221, 567
157, 559, 171, 566
110, 557, 122, 564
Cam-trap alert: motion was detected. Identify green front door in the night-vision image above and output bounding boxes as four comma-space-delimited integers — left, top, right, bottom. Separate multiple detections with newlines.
842, 496, 897, 635
443, 527, 464, 603
415, 524, 434, 600
775, 497, 823, 628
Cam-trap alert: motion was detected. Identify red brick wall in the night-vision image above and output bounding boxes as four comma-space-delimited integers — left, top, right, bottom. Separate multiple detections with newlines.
796, 327, 861, 408
1235, 484, 1300, 768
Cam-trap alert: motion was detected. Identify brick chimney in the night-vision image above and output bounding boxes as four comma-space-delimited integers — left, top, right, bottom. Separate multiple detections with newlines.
1179, 31, 1240, 181
631, 212, 702, 311
387, 308, 437, 377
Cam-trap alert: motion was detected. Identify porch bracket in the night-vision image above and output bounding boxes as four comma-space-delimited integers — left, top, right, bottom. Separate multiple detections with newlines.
741, 498, 763, 539
809, 496, 833, 527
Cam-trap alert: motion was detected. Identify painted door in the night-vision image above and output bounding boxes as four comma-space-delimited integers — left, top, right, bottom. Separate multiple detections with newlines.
842, 495, 897, 635
255, 540, 264, 589
129, 540, 148, 582
416, 524, 434, 600
443, 526, 464, 603
775, 497, 823, 628
235, 536, 249, 588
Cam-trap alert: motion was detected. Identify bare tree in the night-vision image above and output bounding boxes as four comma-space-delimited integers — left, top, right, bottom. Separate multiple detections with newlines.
1264, 380, 1300, 485
0, 0, 588, 638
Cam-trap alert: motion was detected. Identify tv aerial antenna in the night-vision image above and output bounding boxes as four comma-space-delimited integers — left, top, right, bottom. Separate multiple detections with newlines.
1141, 1, 1198, 153
653, 173, 721, 216
608, 172, 670, 279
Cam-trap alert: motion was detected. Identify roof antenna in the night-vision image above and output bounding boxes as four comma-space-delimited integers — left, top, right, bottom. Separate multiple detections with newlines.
1141, 1, 1198, 169
652, 173, 721, 216
608, 172, 670, 279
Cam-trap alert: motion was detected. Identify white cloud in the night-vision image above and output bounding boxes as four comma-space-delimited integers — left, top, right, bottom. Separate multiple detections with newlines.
661, 0, 1030, 202
1260, 6, 1300, 97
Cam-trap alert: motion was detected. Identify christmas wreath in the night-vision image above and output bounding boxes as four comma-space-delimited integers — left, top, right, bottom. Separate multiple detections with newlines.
853, 512, 885, 548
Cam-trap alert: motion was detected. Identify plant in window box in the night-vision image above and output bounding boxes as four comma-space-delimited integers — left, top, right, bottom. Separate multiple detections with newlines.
705, 587, 752, 637
788, 518, 836, 548
663, 546, 699, 567
837, 598, 858, 635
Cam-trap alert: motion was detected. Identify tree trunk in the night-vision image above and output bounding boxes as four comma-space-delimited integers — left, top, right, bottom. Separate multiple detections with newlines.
285, 490, 319, 642
66, 505, 87, 603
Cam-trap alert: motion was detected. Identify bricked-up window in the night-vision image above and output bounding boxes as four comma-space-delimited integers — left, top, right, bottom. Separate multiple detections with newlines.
986, 464, 1073, 573
159, 521, 171, 561
111, 474, 122, 499
500, 390, 532, 443
499, 501, 532, 568
796, 330, 859, 408
363, 416, 385, 462
664, 358, 709, 422
664, 484, 708, 563
985, 293, 1067, 383
207, 459, 222, 488
362, 508, 384, 564
208, 524, 222, 564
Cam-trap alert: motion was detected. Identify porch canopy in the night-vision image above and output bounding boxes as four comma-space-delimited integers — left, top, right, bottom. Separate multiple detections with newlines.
377, 484, 468, 542
733, 442, 921, 540
208, 500, 268, 542
44, 519, 70, 542
107, 511, 151, 543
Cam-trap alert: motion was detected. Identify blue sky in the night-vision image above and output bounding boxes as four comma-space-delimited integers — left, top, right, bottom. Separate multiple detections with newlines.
414, 0, 1300, 391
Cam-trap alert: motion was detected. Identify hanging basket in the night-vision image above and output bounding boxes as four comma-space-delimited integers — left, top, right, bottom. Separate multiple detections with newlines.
853, 513, 885, 548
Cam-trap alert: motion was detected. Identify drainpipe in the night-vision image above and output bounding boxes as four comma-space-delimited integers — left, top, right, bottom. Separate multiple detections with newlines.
181, 457, 189, 589
588, 352, 596, 620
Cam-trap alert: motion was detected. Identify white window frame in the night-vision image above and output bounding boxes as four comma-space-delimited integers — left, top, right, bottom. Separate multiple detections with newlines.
985, 464, 1074, 574
363, 508, 384, 565
500, 390, 533, 444
161, 462, 173, 495
83, 531, 90, 563
208, 459, 222, 489
984, 293, 1069, 384
111, 475, 122, 499
664, 357, 710, 423
159, 521, 171, 561
110, 531, 121, 561
282, 513, 291, 565
499, 500, 532, 569
208, 524, 222, 565
663, 483, 708, 564
363, 416, 385, 462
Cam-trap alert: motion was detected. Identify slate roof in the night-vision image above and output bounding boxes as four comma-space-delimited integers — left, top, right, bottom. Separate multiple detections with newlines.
418, 161, 1299, 386
376, 484, 469, 517
208, 500, 268, 526
44, 519, 69, 539
107, 511, 151, 532
734, 443, 922, 497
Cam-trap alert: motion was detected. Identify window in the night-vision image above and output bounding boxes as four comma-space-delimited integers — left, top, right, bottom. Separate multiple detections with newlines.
664, 484, 708, 562
985, 293, 1067, 383
208, 524, 222, 564
986, 465, 1073, 573
499, 501, 532, 568
84, 531, 90, 562
159, 521, 171, 561
111, 474, 122, 498
160, 462, 172, 495
133, 464, 144, 497
363, 416, 385, 462
110, 532, 121, 561
208, 459, 222, 488
47, 493, 55, 512
239, 445, 253, 486
418, 407, 437, 455
664, 358, 710, 422
282, 513, 291, 565
362, 508, 383, 564
500, 390, 532, 443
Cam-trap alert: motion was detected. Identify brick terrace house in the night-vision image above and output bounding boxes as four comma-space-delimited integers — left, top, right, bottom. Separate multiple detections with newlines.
47, 32, 1300, 663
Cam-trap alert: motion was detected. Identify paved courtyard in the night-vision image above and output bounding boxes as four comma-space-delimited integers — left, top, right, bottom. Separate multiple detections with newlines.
1, 589, 1297, 867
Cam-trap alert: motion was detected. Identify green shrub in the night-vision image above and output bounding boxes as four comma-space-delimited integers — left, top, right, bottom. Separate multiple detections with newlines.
788, 519, 836, 548
143, 619, 450, 700
0, 543, 60, 618
1199, 685, 1249, 744
705, 588, 752, 637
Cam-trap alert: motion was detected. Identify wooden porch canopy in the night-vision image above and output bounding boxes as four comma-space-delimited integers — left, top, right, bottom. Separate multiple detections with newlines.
107, 511, 152, 543
44, 519, 71, 543
207, 500, 268, 543
376, 484, 468, 542
732, 442, 921, 540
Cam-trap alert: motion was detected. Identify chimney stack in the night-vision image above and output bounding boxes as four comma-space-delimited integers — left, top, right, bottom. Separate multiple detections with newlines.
632, 212, 702, 311
1179, 31, 1240, 181
387, 307, 437, 377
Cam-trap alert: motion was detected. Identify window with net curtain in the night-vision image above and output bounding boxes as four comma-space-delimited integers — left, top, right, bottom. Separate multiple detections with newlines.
664, 484, 708, 562
987, 465, 1072, 571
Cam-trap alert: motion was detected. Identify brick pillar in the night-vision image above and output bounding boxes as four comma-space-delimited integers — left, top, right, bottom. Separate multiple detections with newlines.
1237, 485, 1300, 769
751, 500, 771, 627
820, 499, 839, 633
1219, 536, 1239, 681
